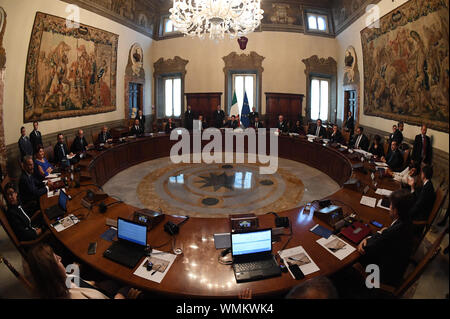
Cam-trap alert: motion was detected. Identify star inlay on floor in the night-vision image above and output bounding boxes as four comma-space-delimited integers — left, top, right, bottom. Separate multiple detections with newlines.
195, 172, 236, 191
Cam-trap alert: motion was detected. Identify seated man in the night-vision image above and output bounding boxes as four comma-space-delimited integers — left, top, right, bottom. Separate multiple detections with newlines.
130, 119, 144, 136
285, 276, 338, 299
276, 115, 289, 134
71, 129, 92, 154
249, 107, 259, 126
357, 189, 414, 286
308, 119, 327, 138
3, 183, 44, 241
349, 126, 369, 151
408, 165, 436, 222
135, 109, 145, 129
329, 124, 344, 144
252, 117, 264, 129
184, 105, 194, 130
212, 105, 225, 128
19, 156, 52, 213
165, 118, 177, 134
54, 133, 74, 164
381, 140, 404, 172
18, 126, 33, 159
411, 124, 432, 167
97, 126, 113, 144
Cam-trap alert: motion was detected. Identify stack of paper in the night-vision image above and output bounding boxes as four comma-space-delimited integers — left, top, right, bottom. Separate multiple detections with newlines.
48, 188, 65, 198
317, 236, 356, 260
375, 188, 393, 196
51, 214, 80, 232
278, 246, 320, 277
360, 195, 377, 208
133, 250, 177, 284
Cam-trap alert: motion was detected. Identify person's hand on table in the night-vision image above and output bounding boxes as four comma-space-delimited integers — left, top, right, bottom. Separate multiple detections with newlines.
238, 288, 252, 299
380, 156, 386, 163
357, 238, 368, 254
46, 167, 53, 174
127, 288, 142, 299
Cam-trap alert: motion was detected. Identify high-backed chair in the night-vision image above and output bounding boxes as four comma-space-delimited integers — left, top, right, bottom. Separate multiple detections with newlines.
383, 142, 389, 157
0, 254, 34, 294
401, 148, 411, 170
91, 132, 100, 145
43, 145, 55, 165
0, 205, 51, 258
342, 130, 350, 145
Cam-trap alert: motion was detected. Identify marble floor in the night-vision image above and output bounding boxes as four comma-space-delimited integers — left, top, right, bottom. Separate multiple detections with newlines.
102, 156, 340, 217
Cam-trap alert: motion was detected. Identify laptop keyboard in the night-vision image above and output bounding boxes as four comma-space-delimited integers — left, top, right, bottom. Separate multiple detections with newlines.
234, 259, 276, 272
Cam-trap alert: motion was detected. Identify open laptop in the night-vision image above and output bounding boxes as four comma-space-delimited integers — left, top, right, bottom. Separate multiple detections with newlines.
45, 189, 69, 220
103, 218, 147, 269
231, 229, 281, 283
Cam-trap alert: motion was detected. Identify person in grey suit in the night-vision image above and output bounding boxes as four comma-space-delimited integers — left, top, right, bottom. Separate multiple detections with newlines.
18, 126, 33, 159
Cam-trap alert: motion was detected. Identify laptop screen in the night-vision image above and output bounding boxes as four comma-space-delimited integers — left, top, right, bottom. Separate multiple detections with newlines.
58, 190, 68, 211
231, 229, 272, 256
117, 218, 147, 246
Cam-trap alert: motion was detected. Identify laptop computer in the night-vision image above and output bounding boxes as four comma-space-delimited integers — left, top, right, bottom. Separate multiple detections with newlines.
231, 229, 281, 283
45, 189, 69, 220
103, 218, 147, 269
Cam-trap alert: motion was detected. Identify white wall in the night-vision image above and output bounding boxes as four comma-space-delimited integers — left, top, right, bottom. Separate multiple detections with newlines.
0, 0, 153, 146
151, 31, 338, 115
336, 0, 449, 153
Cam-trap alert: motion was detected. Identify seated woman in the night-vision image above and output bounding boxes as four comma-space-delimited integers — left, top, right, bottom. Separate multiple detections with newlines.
34, 146, 54, 178
26, 244, 142, 299
329, 124, 344, 144
290, 120, 306, 135
368, 135, 385, 159
3, 183, 43, 241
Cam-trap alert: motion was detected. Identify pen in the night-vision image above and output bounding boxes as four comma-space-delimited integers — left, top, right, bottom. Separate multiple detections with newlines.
151, 265, 161, 276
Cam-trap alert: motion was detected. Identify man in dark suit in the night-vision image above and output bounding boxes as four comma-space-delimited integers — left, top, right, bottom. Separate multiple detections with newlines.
184, 105, 195, 130
165, 118, 177, 134
3, 182, 43, 241
18, 127, 33, 159
252, 117, 264, 129
249, 107, 259, 126
382, 140, 404, 172
349, 126, 369, 151
97, 126, 113, 144
29, 121, 43, 153
396, 122, 404, 145
357, 189, 414, 286
212, 105, 225, 128
408, 165, 436, 222
276, 115, 289, 134
411, 124, 432, 167
19, 156, 51, 213
329, 125, 344, 144
54, 133, 73, 164
130, 119, 144, 136
71, 129, 91, 154
135, 109, 145, 129
309, 119, 327, 138
344, 111, 354, 137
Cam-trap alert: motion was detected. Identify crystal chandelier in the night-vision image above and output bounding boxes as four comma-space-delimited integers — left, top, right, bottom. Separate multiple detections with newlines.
169, 0, 264, 40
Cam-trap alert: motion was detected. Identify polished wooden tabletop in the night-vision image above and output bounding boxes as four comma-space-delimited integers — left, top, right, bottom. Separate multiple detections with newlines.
40, 133, 399, 298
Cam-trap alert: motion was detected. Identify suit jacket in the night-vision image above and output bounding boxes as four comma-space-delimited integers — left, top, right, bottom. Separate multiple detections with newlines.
213, 110, 225, 128
329, 130, 344, 144
410, 181, 436, 221
97, 131, 112, 144
344, 116, 354, 134
71, 136, 88, 154
18, 136, 33, 158
165, 122, 177, 134
6, 205, 38, 241
350, 134, 369, 151
308, 124, 327, 138
130, 125, 144, 136
252, 121, 264, 129
411, 134, 432, 165
362, 219, 413, 286
184, 110, 195, 130
29, 130, 43, 152
385, 149, 404, 172
54, 142, 69, 163
19, 171, 47, 206
249, 112, 259, 124
135, 115, 145, 128
276, 121, 289, 133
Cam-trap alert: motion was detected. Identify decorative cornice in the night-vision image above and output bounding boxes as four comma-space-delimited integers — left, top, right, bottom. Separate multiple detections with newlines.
222, 51, 265, 73
302, 55, 337, 75
153, 56, 189, 75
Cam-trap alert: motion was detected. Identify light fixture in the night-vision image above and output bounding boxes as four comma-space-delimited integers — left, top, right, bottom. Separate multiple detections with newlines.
169, 0, 264, 40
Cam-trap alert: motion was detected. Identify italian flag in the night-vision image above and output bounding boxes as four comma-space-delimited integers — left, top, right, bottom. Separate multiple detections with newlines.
230, 91, 239, 117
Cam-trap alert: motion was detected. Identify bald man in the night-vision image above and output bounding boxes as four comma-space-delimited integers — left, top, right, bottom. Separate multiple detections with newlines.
71, 129, 91, 154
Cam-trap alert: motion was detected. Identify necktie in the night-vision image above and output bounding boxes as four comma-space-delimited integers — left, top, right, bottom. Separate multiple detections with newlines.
316, 126, 320, 137
61, 144, 65, 157
356, 135, 362, 148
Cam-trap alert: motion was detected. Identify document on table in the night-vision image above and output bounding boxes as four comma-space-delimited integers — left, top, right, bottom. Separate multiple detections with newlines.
51, 214, 79, 232
133, 250, 177, 284
48, 188, 65, 198
278, 246, 320, 277
374, 162, 388, 167
360, 195, 377, 208
375, 188, 393, 196
377, 199, 390, 211
317, 235, 356, 260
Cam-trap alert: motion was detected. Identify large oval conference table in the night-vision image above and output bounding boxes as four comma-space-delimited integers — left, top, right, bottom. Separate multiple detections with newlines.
40, 131, 399, 298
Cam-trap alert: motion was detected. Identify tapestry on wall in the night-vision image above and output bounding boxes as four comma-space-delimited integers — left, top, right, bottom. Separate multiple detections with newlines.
361, 0, 449, 132
24, 12, 118, 123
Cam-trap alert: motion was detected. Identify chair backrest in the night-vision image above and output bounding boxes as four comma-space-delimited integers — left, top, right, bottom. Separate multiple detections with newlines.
402, 148, 411, 164
91, 132, 99, 145
0, 254, 34, 293
427, 187, 446, 228
383, 142, 389, 157
394, 227, 448, 297
43, 145, 55, 164
0, 175, 12, 207
341, 130, 350, 145
0, 205, 23, 256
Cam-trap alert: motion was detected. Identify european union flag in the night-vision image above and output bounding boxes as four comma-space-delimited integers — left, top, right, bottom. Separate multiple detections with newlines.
241, 92, 251, 128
